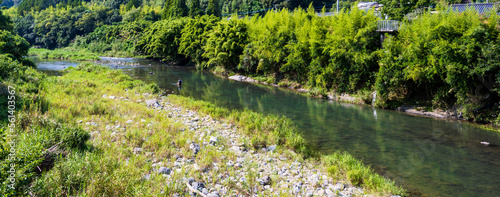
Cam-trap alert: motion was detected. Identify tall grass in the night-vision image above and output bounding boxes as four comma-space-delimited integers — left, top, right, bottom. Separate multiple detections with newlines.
29, 48, 101, 61
323, 152, 406, 195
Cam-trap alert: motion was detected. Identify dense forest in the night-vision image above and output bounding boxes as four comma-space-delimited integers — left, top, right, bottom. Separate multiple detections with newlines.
2, 0, 500, 126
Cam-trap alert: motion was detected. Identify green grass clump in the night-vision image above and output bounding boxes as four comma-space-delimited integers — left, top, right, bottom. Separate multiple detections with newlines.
323, 152, 406, 196
29, 48, 101, 61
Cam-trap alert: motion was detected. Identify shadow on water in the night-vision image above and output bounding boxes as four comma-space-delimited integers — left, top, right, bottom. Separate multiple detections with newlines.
35, 57, 500, 197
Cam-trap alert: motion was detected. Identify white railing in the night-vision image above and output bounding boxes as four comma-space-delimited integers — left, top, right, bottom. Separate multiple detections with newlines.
377, 20, 400, 32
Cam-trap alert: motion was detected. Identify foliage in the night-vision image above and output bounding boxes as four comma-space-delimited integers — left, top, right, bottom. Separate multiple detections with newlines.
104, 0, 128, 9
321, 7, 380, 92
206, 0, 220, 17
136, 18, 189, 60
12, 14, 35, 44
17, 0, 52, 15
376, 7, 500, 123
72, 20, 150, 57
29, 5, 121, 49
120, 4, 162, 21
178, 15, 219, 66
188, 0, 203, 17
203, 18, 249, 70
29, 47, 101, 60
0, 30, 30, 61
0, 36, 89, 194
162, 0, 188, 19
378, 0, 434, 20
0, 1, 13, 31
125, 0, 141, 11
239, 6, 379, 92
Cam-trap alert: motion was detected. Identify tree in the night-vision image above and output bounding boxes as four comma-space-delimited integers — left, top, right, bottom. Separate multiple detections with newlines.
178, 15, 219, 65
162, 0, 188, 19
13, 14, 35, 44
136, 18, 189, 59
104, 0, 129, 9
378, 0, 433, 20
173, 0, 188, 17
125, 0, 141, 11
0, 0, 13, 31
0, 30, 30, 60
206, 0, 220, 17
17, 0, 53, 15
203, 19, 248, 69
188, 0, 203, 17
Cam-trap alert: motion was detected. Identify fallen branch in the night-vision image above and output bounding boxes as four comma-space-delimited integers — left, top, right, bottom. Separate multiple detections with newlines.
185, 181, 207, 197
45, 141, 63, 153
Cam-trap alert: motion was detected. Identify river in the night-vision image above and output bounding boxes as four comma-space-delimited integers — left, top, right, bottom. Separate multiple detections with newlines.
35, 57, 500, 197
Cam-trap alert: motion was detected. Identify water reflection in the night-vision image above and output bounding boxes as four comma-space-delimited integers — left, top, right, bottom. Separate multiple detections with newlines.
34, 58, 500, 197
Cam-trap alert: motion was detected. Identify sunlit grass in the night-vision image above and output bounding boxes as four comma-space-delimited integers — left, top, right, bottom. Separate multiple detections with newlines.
29, 48, 101, 61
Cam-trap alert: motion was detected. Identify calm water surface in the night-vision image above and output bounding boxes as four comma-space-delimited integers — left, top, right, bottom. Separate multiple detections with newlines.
34, 57, 500, 197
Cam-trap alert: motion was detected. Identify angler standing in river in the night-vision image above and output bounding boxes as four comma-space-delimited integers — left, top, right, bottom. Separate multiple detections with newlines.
177, 78, 182, 92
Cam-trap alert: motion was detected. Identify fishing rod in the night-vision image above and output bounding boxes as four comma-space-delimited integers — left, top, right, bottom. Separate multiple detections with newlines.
158, 60, 183, 94
159, 60, 181, 79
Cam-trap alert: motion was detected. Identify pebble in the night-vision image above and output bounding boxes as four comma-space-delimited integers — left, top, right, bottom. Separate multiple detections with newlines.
234, 163, 242, 168
293, 186, 300, 194
192, 182, 205, 190
259, 175, 271, 185
187, 177, 195, 185
206, 192, 219, 197
145, 99, 159, 107
334, 183, 344, 191
230, 146, 241, 153
209, 136, 218, 145
325, 189, 334, 195
189, 142, 201, 155
317, 189, 325, 196
268, 145, 277, 151
158, 167, 171, 175
133, 147, 142, 154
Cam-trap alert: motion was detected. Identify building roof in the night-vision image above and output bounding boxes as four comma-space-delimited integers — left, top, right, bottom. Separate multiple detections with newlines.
317, 12, 336, 17
357, 2, 383, 12
358, 2, 380, 8
451, 3, 497, 14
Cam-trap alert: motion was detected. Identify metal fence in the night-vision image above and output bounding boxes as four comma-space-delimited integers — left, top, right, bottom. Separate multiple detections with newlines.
377, 20, 400, 32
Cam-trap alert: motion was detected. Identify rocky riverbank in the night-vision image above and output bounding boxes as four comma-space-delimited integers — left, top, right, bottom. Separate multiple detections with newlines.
31, 64, 403, 196
91, 93, 374, 196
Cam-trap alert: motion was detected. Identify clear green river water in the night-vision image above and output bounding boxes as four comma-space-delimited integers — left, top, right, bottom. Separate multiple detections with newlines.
35, 57, 500, 197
